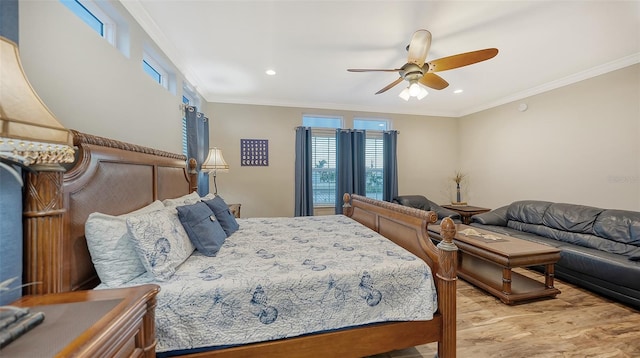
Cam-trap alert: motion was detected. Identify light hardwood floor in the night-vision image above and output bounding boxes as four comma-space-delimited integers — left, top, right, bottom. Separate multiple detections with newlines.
373, 269, 640, 358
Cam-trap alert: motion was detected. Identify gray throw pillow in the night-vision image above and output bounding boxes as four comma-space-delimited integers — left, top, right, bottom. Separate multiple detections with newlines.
176, 202, 227, 256
203, 196, 239, 236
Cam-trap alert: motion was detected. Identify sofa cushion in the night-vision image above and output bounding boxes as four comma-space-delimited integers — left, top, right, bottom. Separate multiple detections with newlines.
593, 209, 640, 246
506, 200, 552, 225
507, 220, 640, 259
557, 245, 640, 290
542, 203, 603, 234
471, 205, 509, 226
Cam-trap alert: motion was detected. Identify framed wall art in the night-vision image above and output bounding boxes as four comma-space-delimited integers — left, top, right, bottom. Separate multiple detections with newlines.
240, 139, 269, 166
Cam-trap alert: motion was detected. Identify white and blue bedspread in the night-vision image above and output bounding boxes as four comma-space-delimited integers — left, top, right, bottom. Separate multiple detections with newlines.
121, 215, 437, 354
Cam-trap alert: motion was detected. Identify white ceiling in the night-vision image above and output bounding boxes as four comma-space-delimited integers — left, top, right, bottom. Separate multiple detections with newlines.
121, 1, 640, 117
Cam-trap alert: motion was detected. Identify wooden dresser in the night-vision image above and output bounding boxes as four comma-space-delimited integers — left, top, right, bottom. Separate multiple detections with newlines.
4, 284, 159, 357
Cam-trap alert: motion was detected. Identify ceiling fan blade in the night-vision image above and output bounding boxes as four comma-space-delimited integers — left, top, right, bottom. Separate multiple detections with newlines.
407, 29, 432, 67
427, 48, 499, 72
347, 68, 401, 72
419, 73, 449, 90
375, 77, 404, 95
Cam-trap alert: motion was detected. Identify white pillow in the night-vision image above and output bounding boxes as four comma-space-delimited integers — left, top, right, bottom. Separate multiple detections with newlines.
200, 192, 216, 201
162, 192, 201, 207
85, 200, 164, 287
126, 208, 195, 281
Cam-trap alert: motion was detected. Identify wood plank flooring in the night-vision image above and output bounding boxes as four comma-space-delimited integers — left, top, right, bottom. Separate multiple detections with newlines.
372, 269, 640, 358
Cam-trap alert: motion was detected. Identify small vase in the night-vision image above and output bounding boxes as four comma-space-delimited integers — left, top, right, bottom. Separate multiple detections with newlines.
456, 183, 461, 203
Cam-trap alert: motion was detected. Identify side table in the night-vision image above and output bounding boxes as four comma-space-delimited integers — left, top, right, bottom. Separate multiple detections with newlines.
5, 284, 159, 357
442, 204, 490, 224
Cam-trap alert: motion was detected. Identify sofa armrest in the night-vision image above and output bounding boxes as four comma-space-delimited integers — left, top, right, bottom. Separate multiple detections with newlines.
471, 205, 509, 226
433, 205, 462, 221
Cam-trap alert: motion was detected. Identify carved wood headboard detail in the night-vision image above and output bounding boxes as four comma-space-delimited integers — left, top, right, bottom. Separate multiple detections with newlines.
23, 130, 196, 295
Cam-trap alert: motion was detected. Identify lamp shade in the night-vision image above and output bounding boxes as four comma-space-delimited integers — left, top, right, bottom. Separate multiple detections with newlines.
0, 36, 74, 166
201, 147, 229, 172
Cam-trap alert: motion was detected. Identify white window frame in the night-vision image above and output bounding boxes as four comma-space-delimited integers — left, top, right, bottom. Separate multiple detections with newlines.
303, 115, 343, 207
61, 0, 130, 57
143, 52, 169, 89
354, 118, 390, 201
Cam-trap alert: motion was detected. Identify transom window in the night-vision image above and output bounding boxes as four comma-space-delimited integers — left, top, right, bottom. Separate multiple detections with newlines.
61, 0, 116, 44
142, 51, 169, 88
60, 0, 129, 57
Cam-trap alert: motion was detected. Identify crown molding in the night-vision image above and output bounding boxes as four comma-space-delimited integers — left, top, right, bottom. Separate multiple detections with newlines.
458, 53, 640, 117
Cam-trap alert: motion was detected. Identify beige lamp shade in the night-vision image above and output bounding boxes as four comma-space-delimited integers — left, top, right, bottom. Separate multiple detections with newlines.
0, 36, 74, 166
201, 147, 229, 172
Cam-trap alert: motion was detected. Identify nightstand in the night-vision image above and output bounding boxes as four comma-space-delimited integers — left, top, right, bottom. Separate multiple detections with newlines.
228, 203, 241, 218
442, 204, 491, 225
4, 284, 159, 357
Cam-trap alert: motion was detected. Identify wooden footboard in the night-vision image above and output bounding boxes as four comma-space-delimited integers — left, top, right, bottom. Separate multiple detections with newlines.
343, 193, 458, 358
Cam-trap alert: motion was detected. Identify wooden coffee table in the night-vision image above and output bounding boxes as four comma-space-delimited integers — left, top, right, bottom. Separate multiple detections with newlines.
429, 224, 561, 304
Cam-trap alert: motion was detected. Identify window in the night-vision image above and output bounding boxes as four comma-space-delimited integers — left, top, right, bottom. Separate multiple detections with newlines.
181, 96, 191, 157
142, 52, 169, 88
61, 0, 115, 43
143, 60, 162, 83
303, 115, 342, 206
60, 0, 130, 57
182, 83, 201, 156
355, 119, 389, 201
63, 0, 103, 35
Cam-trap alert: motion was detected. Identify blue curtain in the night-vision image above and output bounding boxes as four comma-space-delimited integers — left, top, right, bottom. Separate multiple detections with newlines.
0, 0, 22, 305
185, 106, 210, 195
335, 129, 366, 213
294, 127, 313, 216
383, 130, 399, 202
0, 165, 22, 305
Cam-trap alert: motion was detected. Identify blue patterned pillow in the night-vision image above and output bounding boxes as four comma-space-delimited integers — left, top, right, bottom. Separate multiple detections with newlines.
203, 196, 239, 236
126, 208, 195, 281
176, 202, 227, 256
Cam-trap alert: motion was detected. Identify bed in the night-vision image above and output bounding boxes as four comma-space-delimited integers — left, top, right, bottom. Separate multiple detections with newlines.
22, 130, 458, 357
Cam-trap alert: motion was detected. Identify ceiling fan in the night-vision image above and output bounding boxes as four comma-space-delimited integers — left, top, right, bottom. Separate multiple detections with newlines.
347, 29, 498, 100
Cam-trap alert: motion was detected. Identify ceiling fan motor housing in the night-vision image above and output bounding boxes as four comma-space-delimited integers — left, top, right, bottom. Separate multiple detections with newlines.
400, 63, 424, 82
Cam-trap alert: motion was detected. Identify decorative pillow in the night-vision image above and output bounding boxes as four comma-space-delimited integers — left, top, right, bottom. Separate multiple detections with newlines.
126, 208, 195, 281
162, 191, 201, 207
176, 202, 227, 256
203, 196, 240, 236
85, 200, 164, 287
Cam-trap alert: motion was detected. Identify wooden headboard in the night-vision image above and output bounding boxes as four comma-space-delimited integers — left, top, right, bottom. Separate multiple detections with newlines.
23, 130, 197, 295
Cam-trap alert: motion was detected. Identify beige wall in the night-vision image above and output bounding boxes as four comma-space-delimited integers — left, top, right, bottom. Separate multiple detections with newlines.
459, 64, 640, 211
17, 2, 640, 216
205, 103, 458, 217
19, 0, 191, 154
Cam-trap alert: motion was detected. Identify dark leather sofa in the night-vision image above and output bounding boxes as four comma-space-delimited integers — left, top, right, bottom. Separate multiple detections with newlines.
470, 200, 640, 309
393, 195, 461, 223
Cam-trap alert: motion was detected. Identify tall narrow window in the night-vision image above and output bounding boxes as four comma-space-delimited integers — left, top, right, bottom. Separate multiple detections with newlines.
303, 115, 342, 207
354, 119, 389, 200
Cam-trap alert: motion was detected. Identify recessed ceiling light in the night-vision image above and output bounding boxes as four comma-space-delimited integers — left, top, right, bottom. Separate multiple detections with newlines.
453, 89, 463, 94
265, 69, 276, 76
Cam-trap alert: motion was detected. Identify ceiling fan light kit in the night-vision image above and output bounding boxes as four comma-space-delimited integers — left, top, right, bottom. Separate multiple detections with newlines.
399, 81, 428, 101
348, 29, 498, 101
